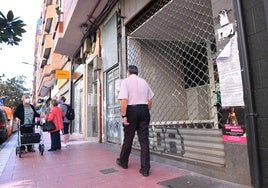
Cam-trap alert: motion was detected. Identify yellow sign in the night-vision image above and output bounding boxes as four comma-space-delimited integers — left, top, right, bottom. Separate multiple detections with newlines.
57, 78, 68, 89
55, 70, 70, 79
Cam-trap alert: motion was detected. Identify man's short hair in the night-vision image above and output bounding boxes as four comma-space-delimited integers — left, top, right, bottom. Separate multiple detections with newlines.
60, 96, 66, 102
128, 65, 138, 75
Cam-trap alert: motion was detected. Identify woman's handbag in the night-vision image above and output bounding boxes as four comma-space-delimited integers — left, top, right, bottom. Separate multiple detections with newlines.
42, 121, 56, 132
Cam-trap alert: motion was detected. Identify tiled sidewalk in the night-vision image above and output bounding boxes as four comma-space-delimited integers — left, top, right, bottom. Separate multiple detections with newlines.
0, 132, 250, 188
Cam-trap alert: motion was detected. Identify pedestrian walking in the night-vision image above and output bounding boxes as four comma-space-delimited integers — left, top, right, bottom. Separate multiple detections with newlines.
59, 96, 70, 147
14, 94, 40, 152
116, 65, 154, 177
46, 99, 64, 151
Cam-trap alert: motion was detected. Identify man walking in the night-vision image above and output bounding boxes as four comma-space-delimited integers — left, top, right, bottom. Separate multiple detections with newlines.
59, 96, 70, 147
116, 65, 154, 177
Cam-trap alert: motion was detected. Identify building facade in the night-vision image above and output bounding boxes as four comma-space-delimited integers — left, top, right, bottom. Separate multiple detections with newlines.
34, 0, 268, 187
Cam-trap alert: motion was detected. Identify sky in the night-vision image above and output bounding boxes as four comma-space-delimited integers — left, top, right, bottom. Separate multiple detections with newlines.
0, 0, 43, 89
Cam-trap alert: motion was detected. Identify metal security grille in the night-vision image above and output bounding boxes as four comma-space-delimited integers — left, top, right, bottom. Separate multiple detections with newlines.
126, 0, 225, 165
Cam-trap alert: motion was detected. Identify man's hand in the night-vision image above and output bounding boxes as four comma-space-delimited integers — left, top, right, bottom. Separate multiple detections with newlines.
122, 117, 130, 126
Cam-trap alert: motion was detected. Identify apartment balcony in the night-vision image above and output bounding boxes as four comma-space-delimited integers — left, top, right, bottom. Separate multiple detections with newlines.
39, 34, 53, 68
38, 65, 51, 96
37, 63, 58, 97
54, 0, 109, 57
44, 3, 56, 20
37, 52, 66, 97
42, 3, 57, 33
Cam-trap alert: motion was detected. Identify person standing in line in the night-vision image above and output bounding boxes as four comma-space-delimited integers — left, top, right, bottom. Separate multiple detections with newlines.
116, 65, 154, 177
59, 96, 70, 147
14, 94, 40, 152
46, 99, 64, 151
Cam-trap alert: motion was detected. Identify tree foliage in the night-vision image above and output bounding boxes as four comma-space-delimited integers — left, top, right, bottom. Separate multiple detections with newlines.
0, 10, 26, 45
0, 75, 30, 109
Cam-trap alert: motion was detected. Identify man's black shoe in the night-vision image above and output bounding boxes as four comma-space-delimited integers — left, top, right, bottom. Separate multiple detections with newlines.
116, 158, 128, 169
139, 169, 149, 177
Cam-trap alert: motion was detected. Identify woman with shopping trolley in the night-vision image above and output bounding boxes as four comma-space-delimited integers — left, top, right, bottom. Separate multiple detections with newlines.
14, 94, 40, 152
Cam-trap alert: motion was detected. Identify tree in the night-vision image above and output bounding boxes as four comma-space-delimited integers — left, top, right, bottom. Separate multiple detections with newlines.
0, 10, 26, 45
0, 75, 30, 108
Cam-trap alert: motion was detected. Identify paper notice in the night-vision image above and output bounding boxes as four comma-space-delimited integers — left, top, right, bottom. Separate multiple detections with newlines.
216, 34, 245, 107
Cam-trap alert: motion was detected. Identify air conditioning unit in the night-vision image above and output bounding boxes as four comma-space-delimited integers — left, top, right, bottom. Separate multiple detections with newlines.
93, 57, 102, 70
83, 37, 92, 54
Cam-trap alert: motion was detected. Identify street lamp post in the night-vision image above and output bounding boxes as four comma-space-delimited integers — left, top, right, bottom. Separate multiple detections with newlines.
21, 62, 34, 65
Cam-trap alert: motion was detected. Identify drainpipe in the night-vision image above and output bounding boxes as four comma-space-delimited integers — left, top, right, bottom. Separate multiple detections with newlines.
98, 70, 102, 143
98, 28, 103, 143
69, 57, 74, 134
85, 0, 103, 143
233, 1, 260, 187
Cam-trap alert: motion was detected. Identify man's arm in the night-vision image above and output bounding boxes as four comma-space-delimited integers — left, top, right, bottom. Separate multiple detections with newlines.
120, 99, 130, 126
120, 99, 128, 116
148, 99, 152, 110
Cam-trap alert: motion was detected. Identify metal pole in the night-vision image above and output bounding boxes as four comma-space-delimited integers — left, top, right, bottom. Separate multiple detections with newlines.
69, 58, 74, 134
233, 0, 260, 187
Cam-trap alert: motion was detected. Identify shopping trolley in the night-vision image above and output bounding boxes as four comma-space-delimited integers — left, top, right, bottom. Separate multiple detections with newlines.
16, 122, 45, 158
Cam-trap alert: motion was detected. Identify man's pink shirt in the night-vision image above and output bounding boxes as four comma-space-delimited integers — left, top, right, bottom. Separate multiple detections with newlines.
117, 74, 154, 105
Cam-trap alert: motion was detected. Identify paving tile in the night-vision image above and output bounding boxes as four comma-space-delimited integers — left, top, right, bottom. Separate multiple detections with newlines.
0, 133, 250, 188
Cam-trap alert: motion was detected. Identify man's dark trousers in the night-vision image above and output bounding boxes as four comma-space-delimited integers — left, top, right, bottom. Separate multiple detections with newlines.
120, 104, 150, 172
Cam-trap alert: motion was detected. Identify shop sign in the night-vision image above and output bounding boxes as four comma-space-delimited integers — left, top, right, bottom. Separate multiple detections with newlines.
56, 70, 70, 79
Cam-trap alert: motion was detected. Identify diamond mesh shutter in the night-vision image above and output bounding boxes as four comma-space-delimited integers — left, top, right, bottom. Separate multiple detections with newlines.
126, 0, 224, 165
